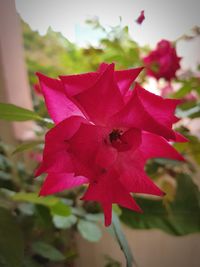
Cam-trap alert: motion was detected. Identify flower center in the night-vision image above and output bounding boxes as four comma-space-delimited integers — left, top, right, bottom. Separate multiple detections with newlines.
109, 129, 122, 143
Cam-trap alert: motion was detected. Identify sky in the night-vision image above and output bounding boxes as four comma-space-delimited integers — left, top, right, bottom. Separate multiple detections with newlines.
15, 0, 200, 69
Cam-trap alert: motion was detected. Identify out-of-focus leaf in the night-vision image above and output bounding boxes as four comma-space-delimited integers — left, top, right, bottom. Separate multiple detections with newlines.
77, 219, 102, 242
0, 207, 24, 267
12, 141, 43, 155
32, 241, 65, 261
50, 201, 71, 216
53, 214, 77, 229
0, 103, 42, 121
12, 192, 71, 217
121, 174, 200, 235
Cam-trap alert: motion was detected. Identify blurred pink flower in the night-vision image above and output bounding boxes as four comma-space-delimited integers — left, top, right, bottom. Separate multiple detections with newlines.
143, 40, 181, 81
35, 63, 186, 226
136, 10, 145, 25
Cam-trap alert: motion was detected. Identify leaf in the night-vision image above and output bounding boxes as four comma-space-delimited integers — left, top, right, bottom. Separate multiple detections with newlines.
53, 214, 77, 229
121, 174, 200, 236
0, 103, 42, 121
110, 213, 135, 267
50, 201, 71, 216
32, 242, 65, 261
12, 192, 71, 216
77, 219, 102, 242
0, 207, 24, 267
12, 141, 43, 155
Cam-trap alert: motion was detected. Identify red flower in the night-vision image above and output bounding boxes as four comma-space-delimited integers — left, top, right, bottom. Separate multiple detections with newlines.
136, 10, 145, 25
36, 63, 186, 226
33, 83, 43, 95
143, 40, 181, 81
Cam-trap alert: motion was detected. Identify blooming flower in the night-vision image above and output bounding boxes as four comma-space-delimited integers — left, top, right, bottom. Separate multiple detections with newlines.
136, 10, 145, 25
36, 63, 186, 226
143, 40, 181, 81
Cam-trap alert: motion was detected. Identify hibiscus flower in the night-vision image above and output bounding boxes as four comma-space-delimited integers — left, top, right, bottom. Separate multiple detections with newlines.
143, 40, 181, 81
35, 63, 186, 226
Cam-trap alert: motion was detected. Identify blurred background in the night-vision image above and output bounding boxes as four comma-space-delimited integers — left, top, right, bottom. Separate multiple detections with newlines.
0, 0, 200, 266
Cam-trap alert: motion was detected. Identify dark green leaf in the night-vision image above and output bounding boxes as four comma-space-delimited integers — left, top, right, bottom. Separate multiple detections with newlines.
32, 242, 65, 261
121, 174, 200, 236
0, 207, 24, 267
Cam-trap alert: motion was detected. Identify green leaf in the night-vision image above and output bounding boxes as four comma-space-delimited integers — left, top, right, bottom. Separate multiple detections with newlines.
0, 103, 42, 121
121, 174, 200, 236
0, 207, 24, 267
12, 140, 43, 155
77, 219, 102, 242
32, 242, 65, 261
12, 192, 71, 217
53, 214, 77, 229
12, 192, 58, 206
110, 213, 135, 267
50, 201, 71, 216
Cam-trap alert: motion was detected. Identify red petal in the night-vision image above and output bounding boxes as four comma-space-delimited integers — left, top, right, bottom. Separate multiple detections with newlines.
59, 72, 99, 96
36, 72, 85, 123
39, 173, 88, 196
140, 131, 185, 161
110, 83, 176, 140
115, 67, 143, 97
35, 116, 86, 176
74, 64, 124, 125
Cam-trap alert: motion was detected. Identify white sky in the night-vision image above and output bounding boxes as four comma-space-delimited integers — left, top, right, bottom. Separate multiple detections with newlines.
15, 0, 200, 70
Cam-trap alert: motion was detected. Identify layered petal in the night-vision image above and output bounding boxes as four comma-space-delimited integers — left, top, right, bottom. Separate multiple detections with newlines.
39, 173, 88, 196
74, 64, 124, 125
35, 116, 86, 176
82, 171, 142, 226
109, 83, 176, 140
36, 73, 85, 123
139, 131, 185, 161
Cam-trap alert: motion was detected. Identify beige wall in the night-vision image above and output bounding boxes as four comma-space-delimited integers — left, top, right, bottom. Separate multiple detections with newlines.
0, 0, 35, 143
76, 226, 200, 267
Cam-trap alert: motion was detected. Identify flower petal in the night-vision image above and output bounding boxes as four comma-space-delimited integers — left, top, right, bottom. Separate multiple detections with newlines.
74, 63, 124, 125
36, 72, 85, 123
139, 131, 185, 161
39, 173, 88, 196
82, 172, 142, 226
35, 116, 86, 176
59, 72, 99, 96
110, 83, 176, 140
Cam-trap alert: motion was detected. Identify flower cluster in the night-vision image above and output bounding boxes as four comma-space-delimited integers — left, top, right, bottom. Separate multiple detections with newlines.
36, 63, 186, 226
143, 40, 181, 81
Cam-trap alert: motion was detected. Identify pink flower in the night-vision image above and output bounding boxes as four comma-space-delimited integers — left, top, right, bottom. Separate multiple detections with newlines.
36, 63, 186, 226
136, 10, 145, 25
143, 40, 181, 81
161, 84, 198, 103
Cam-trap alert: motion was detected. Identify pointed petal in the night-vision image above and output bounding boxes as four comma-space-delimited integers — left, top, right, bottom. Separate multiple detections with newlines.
39, 173, 88, 196
59, 72, 99, 96
82, 173, 142, 226
101, 202, 112, 226
140, 132, 185, 161
115, 67, 143, 96
110, 83, 175, 140
135, 83, 181, 128
36, 72, 85, 123
74, 64, 124, 125
174, 132, 188, 143
35, 116, 86, 176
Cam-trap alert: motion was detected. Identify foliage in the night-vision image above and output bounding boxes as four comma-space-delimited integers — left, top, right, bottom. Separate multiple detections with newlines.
0, 17, 200, 267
